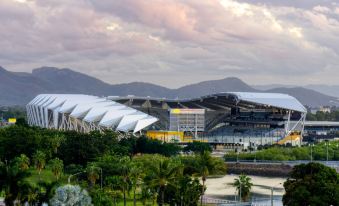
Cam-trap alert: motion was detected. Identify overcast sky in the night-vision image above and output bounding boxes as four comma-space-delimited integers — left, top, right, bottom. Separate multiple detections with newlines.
1, 0, 339, 88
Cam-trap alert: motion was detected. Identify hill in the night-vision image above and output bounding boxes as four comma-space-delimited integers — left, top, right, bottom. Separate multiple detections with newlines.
0, 66, 338, 107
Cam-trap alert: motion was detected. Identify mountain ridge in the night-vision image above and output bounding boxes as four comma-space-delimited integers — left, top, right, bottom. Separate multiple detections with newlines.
0, 66, 338, 107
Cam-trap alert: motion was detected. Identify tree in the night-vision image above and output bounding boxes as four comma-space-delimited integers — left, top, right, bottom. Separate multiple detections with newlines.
233, 174, 253, 202
130, 163, 144, 206
50, 184, 93, 206
163, 175, 203, 206
119, 157, 132, 206
283, 162, 339, 206
87, 164, 100, 187
33, 150, 46, 179
148, 159, 181, 206
14, 154, 30, 171
0, 159, 30, 206
106, 176, 124, 206
183, 142, 212, 154
49, 158, 64, 180
196, 151, 226, 206
49, 134, 65, 154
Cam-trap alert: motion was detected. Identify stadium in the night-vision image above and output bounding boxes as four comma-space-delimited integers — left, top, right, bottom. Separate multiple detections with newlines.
27, 92, 307, 146
26, 94, 158, 134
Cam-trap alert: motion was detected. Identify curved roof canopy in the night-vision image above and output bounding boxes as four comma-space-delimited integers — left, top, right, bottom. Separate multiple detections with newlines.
27, 94, 158, 133
110, 92, 307, 113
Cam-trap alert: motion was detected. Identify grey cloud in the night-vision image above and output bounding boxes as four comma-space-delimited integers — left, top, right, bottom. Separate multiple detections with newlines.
1, 0, 339, 87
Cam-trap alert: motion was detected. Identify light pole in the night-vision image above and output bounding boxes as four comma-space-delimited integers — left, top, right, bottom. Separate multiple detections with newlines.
310, 144, 314, 162
239, 181, 242, 203
68, 167, 103, 189
326, 141, 330, 162
271, 183, 282, 206
68, 171, 86, 184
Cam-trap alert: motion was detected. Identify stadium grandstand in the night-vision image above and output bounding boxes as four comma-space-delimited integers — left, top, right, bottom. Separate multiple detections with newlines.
26, 94, 158, 133
110, 92, 307, 146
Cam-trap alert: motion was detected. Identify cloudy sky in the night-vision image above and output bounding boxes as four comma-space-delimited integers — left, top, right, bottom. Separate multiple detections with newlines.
1, 0, 339, 88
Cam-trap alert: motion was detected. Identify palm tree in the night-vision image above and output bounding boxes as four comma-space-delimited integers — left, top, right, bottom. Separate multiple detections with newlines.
106, 176, 123, 206
0, 159, 30, 206
233, 174, 253, 202
148, 159, 181, 206
119, 157, 132, 206
130, 163, 144, 206
50, 134, 65, 154
15, 154, 30, 171
49, 158, 64, 180
87, 164, 100, 187
33, 150, 46, 180
196, 151, 214, 206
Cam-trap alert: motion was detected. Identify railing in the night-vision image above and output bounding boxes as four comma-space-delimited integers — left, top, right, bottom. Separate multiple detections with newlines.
225, 160, 339, 168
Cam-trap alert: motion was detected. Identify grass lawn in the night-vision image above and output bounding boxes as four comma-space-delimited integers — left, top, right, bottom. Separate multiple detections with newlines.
25, 168, 68, 187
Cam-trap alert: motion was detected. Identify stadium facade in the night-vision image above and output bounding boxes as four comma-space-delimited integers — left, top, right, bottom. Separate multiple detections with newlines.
26, 94, 158, 133
110, 92, 307, 145
27, 92, 307, 146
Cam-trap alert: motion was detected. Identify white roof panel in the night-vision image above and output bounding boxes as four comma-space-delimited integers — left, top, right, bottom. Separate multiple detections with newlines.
229, 92, 307, 113
27, 94, 158, 133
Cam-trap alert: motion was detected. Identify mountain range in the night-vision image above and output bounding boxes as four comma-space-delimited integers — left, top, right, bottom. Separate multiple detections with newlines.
0, 66, 338, 107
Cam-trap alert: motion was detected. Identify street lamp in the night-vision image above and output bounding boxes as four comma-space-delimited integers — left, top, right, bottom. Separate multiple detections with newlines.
68, 167, 103, 189
271, 183, 282, 206
326, 141, 330, 162
68, 171, 86, 184
309, 144, 314, 162
239, 181, 242, 203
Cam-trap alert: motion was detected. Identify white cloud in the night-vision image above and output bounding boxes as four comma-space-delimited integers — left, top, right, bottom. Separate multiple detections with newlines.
1, 0, 339, 87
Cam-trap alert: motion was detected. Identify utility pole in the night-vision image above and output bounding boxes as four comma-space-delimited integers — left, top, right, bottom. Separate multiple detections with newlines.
271, 186, 273, 206
310, 144, 314, 162
239, 182, 242, 203
326, 142, 330, 162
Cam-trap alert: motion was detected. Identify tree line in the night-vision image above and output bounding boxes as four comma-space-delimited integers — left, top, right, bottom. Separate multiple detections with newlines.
0, 125, 225, 205
224, 143, 339, 161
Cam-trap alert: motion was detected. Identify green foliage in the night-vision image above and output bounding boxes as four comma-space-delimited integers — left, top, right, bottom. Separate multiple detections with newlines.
13, 154, 30, 171
33, 150, 46, 176
0, 125, 226, 205
283, 162, 339, 206
0, 158, 30, 206
233, 174, 253, 202
183, 141, 212, 154
0, 106, 26, 120
147, 158, 182, 206
90, 188, 114, 206
224, 142, 339, 161
135, 136, 181, 156
306, 110, 339, 121
164, 175, 203, 206
49, 158, 64, 180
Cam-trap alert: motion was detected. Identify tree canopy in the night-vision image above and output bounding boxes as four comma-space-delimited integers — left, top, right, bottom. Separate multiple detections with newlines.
283, 162, 339, 206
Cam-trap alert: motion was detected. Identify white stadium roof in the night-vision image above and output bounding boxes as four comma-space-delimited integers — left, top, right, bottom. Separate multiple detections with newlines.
26, 94, 158, 133
110, 92, 307, 113
228, 92, 307, 113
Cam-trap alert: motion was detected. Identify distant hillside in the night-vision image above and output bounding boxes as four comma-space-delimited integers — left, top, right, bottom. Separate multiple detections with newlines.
304, 84, 339, 98
174, 77, 257, 98
0, 66, 338, 107
266, 87, 339, 107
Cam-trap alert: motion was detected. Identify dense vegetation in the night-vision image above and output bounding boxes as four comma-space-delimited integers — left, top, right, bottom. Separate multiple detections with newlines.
0, 106, 26, 121
0, 125, 226, 205
224, 143, 339, 161
306, 110, 339, 121
283, 162, 339, 206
